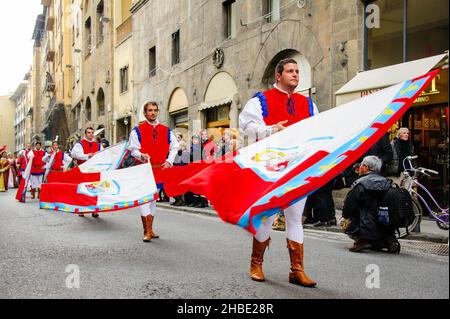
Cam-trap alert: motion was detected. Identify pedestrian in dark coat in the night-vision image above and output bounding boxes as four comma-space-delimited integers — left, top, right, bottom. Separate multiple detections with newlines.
388, 127, 414, 176
341, 155, 399, 253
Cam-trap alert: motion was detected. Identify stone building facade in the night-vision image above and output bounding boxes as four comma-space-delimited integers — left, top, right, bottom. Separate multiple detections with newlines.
10, 83, 30, 152
0, 95, 16, 152
130, 0, 364, 141
113, 0, 134, 143
81, 0, 115, 143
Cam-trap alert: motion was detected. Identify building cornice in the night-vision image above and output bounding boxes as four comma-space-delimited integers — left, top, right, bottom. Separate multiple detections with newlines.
130, 0, 150, 14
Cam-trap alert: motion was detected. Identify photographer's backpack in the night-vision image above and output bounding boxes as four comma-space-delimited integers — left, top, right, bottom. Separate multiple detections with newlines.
378, 183, 416, 236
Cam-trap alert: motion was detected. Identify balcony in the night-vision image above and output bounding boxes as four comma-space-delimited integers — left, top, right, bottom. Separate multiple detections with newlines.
116, 16, 132, 44
46, 16, 55, 31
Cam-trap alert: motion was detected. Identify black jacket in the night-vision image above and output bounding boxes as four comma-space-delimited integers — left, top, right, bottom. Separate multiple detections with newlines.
342, 173, 392, 241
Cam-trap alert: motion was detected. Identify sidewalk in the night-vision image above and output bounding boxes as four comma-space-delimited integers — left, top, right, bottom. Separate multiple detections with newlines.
157, 202, 449, 244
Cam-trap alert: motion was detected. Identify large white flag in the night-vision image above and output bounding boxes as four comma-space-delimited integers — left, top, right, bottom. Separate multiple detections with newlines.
78, 140, 128, 173
46, 141, 128, 184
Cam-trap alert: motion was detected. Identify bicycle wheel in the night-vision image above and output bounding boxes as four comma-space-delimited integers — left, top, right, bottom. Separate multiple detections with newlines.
435, 209, 449, 230
436, 220, 449, 230
396, 197, 422, 239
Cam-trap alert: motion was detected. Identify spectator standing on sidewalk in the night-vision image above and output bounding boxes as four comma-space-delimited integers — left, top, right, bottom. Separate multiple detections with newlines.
171, 137, 190, 206
388, 127, 415, 179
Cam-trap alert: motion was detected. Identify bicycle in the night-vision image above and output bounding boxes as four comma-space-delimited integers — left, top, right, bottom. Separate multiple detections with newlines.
397, 155, 449, 238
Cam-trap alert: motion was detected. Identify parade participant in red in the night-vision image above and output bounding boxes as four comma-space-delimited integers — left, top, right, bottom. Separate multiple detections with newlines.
16, 150, 27, 185
71, 127, 100, 165
29, 142, 46, 199
17, 144, 32, 185
70, 127, 101, 217
128, 101, 179, 242
239, 58, 318, 287
43, 141, 72, 174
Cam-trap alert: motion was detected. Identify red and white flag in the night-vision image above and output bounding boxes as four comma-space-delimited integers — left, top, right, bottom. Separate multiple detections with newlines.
39, 163, 158, 214
47, 141, 128, 184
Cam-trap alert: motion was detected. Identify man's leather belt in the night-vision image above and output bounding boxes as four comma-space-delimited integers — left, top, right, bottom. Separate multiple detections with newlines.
151, 164, 163, 168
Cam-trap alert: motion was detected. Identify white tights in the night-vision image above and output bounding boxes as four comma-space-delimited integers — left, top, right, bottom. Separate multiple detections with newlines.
140, 200, 157, 217
254, 198, 306, 244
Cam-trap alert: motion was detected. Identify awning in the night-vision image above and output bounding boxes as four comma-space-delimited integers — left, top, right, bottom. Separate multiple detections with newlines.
199, 97, 233, 111
335, 53, 448, 105
200, 72, 238, 111
168, 87, 189, 114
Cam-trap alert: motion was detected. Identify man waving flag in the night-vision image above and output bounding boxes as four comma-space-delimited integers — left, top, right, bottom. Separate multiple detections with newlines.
164, 69, 442, 235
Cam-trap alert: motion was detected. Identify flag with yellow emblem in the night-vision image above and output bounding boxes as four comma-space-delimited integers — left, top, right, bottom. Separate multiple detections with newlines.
39, 163, 158, 214
164, 69, 440, 234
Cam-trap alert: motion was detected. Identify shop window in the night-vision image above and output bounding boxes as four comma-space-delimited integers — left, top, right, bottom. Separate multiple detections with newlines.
206, 105, 230, 128
406, 0, 449, 61
365, 0, 449, 70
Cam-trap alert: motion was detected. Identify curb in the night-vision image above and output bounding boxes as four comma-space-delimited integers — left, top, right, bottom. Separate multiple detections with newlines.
157, 203, 449, 244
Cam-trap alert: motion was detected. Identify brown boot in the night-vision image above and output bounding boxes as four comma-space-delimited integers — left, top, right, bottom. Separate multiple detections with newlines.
30, 188, 36, 199
250, 237, 270, 282
286, 239, 317, 287
141, 216, 151, 242
146, 215, 159, 239
37, 189, 40, 199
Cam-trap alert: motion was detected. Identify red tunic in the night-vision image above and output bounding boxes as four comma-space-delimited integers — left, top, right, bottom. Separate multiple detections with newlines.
31, 150, 46, 176
17, 156, 27, 174
76, 140, 100, 165
49, 150, 64, 172
255, 88, 313, 127
135, 122, 170, 184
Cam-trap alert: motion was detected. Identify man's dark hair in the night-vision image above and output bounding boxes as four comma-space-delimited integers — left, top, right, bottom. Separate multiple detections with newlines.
143, 101, 159, 112
275, 58, 298, 76
85, 127, 94, 134
35, 141, 41, 146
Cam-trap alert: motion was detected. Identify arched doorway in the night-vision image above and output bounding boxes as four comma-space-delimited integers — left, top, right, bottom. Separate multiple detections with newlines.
262, 49, 312, 94
168, 87, 189, 142
97, 88, 105, 117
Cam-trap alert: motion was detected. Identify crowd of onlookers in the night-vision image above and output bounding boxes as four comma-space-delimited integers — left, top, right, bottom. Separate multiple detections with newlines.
159, 129, 242, 208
